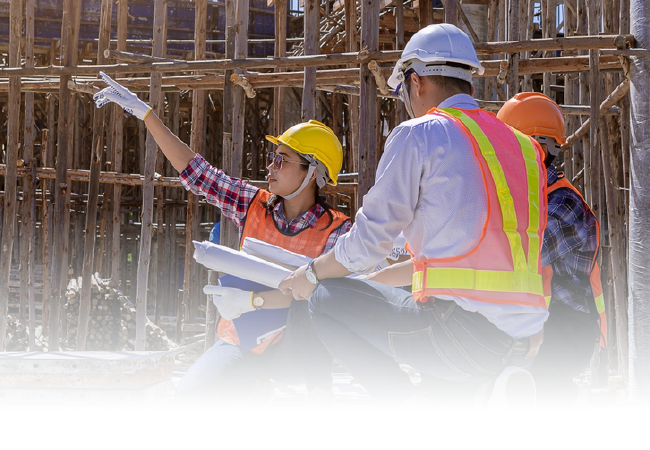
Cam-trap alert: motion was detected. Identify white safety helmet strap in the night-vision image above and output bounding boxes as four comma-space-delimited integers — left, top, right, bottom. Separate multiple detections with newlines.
282, 162, 318, 200
533, 135, 562, 157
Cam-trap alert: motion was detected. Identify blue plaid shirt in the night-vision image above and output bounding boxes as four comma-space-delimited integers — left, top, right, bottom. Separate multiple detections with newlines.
542, 165, 599, 313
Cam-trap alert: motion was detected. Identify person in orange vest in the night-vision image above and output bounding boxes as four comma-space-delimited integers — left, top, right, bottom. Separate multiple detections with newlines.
279, 24, 548, 402
498, 92, 604, 403
92, 73, 351, 402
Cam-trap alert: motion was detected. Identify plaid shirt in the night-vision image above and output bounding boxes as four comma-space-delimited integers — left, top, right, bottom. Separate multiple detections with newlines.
542, 165, 598, 313
179, 154, 350, 255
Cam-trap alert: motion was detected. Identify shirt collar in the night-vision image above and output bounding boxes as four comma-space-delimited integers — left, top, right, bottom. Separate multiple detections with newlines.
437, 93, 479, 110
547, 164, 559, 186
273, 200, 325, 228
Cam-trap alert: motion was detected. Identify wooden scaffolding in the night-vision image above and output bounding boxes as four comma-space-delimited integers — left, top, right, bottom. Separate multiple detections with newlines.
0, 0, 644, 395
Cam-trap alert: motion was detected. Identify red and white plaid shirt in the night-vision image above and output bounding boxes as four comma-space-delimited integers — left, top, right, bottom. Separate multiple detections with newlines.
179, 154, 350, 255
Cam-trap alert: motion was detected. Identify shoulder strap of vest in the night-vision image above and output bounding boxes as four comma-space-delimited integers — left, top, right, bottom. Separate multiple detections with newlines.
240, 189, 266, 245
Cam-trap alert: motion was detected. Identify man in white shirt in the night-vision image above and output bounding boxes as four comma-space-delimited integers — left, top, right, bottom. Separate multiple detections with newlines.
280, 24, 548, 401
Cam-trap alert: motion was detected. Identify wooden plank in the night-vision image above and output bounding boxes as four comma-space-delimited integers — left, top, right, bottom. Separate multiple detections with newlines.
135, 0, 167, 351
358, 0, 380, 207
0, 0, 22, 350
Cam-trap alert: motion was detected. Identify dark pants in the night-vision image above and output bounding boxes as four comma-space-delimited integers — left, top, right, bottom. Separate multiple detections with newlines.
530, 302, 599, 403
308, 278, 535, 402
176, 299, 333, 403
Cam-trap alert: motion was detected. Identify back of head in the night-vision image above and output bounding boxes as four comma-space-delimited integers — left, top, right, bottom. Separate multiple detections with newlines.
388, 24, 484, 118
388, 23, 484, 91
497, 92, 566, 145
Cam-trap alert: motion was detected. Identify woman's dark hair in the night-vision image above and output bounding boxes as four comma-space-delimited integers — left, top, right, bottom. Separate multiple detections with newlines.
261, 152, 335, 229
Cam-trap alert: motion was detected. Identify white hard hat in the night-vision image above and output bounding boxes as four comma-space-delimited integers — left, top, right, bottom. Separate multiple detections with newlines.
388, 23, 484, 90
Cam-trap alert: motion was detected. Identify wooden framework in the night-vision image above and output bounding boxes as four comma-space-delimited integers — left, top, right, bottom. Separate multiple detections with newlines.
0, 0, 642, 396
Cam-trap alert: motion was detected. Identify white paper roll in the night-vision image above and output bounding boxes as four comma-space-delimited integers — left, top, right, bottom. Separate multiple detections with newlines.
241, 237, 312, 269
193, 241, 291, 289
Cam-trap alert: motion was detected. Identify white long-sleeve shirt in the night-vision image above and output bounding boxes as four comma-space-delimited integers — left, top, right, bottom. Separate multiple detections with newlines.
334, 94, 548, 338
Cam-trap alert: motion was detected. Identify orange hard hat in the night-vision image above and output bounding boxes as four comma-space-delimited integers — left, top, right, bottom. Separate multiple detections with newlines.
497, 92, 567, 145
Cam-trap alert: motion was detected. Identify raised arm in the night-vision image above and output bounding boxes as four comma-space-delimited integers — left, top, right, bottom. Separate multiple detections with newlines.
93, 72, 195, 173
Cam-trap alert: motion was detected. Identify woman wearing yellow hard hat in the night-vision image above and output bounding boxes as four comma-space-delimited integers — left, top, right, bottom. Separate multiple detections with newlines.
93, 73, 350, 402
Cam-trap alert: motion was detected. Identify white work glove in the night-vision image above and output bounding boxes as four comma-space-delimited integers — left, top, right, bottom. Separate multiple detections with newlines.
93, 71, 152, 120
203, 285, 255, 321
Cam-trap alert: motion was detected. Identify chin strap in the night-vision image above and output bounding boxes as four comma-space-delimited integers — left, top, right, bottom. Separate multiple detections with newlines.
282, 164, 317, 200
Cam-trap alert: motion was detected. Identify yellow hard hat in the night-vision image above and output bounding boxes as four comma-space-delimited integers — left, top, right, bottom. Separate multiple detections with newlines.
265, 120, 343, 185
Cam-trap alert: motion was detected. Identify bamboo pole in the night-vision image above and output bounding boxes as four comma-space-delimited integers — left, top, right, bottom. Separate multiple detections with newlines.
0, 0, 23, 349
135, 0, 167, 351
357, 0, 379, 207
77, 0, 113, 351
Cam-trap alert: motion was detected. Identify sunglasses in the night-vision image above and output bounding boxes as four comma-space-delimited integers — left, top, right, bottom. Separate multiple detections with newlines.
266, 152, 310, 171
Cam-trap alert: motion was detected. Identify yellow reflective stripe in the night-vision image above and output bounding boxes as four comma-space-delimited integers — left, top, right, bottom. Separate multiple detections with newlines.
514, 131, 542, 273
413, 267, 543, 295
412, 270, 424, 294
595, 294, 605, 314
441, 108, 527, 273
545, 296, 552, 309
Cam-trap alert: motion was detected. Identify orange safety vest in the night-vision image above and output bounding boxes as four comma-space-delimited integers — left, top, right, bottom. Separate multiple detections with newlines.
542, 174, 607, 347
217, 189, 350, 354
411, 107, 548, 309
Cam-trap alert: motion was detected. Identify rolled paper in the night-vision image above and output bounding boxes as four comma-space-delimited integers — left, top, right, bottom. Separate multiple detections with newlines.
193, 240, 291, 289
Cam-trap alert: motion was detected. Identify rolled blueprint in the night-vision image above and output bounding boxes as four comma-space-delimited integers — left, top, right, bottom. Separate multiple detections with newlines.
193, 241, 291, 289
240, 237, 312, 269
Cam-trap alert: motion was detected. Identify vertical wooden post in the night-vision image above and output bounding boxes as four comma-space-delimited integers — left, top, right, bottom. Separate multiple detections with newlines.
25, 0, 37, 350
563, 0, 576, 183
506, 0, 520, 98
628, 0, 650, 402
77, 0, 113, 351
302, 0, 319, 121
110, 0, 128, 290
274, 0, 287, 135
135, 0, 167, 351
205, 270, 219, 352
0, 0, 23, 349
358, 0, 379, 207
41, 128, 51, 337
219, 1, 237, 250
345, 0, 359, 174
183, 0, 207, 325
394, 0, 407, 124
48, 0, 76, 351
442, 0, 458, 25
233, 0, 248, 186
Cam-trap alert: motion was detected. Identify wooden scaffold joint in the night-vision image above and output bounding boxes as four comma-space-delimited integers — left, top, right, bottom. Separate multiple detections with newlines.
368, 60, 389, 95
496, 60, 509, 84
230, 73, 256, 98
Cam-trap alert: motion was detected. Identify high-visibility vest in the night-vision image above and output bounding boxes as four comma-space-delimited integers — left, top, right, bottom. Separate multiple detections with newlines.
542, 174, 607, 347
411, 108, 548, 309
217, 189, 350, 354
